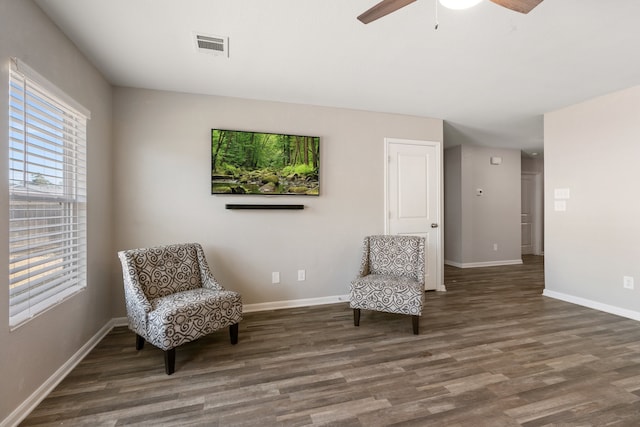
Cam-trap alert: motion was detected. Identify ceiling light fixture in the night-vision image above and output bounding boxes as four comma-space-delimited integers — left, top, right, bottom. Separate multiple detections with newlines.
439, 0, 483, 10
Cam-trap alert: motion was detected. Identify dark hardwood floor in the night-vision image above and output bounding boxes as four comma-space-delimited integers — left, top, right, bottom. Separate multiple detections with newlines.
21, 256, 640, 426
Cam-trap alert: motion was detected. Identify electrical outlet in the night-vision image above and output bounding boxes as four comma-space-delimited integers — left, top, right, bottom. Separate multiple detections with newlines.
623, 276, 634, 290
297, 269, 306, 281
272, 272, 280, 284
493, 243, 498, 251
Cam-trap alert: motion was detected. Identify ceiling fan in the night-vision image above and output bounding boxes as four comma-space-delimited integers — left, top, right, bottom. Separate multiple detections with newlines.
357, 0, 543, 24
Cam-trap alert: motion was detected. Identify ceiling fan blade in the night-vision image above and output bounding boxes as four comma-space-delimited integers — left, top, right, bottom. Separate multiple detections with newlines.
357, 0, 417, 24
490, 0, 543, 14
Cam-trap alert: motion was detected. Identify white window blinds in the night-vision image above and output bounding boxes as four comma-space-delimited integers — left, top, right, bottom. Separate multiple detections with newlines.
8, 59, 89, 328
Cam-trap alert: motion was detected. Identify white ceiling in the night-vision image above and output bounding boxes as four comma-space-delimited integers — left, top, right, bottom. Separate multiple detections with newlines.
35, 0, 640, 153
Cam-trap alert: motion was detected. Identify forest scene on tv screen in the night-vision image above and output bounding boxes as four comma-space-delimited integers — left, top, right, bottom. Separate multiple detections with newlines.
211, 129, 320, 195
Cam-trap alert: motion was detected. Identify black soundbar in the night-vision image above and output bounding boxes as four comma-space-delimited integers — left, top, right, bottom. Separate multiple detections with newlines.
225, 204, 304, 210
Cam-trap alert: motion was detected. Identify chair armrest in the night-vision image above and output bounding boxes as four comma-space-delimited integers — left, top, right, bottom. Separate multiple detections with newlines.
415, 237, 426, 285
123, 281, 152, 332
201, 275, 223, 291
118, 251, 152, 335
194, 243, 224, 291
357, 236, 371, 277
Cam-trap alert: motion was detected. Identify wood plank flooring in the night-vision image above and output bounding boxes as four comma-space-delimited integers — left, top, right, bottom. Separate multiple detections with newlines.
21, 256, 640, 426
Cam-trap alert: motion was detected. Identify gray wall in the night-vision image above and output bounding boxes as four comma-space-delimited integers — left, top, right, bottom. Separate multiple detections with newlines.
0, 0, 113, 422
444, 145, 521, 266
444, 146, 462, 263
544, 85, 640, 316
112, 87, 443, 311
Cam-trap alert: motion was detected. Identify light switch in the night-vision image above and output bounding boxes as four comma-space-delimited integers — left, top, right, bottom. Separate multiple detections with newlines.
554, 188, 570, 200
554, 200, 567, 211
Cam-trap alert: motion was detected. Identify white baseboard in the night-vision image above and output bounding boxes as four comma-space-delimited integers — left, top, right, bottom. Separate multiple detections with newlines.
444, 259, 523, 269
543, 289, 640, 321
112, 316, 128, 327
2, 318, 120, 427
243, 294, 350, 313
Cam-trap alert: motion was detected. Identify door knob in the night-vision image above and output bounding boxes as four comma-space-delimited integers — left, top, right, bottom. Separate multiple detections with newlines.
431, 223, 438, 228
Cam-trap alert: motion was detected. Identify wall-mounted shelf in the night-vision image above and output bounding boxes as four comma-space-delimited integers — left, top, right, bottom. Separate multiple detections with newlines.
225, 204, 304, 210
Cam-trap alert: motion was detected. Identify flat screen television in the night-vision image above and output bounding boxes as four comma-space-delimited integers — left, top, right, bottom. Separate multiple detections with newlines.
211, 129, 320, 196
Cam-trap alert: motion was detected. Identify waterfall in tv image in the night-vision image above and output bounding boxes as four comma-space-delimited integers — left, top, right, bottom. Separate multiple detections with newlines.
211, 129, 320, 195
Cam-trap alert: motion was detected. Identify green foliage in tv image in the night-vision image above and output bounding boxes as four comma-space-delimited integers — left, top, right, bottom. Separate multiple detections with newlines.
211, 129, 320, 196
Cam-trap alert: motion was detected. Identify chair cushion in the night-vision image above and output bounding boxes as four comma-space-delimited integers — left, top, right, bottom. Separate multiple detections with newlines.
350, 274, 424, 316
146, 288, 243, 350
128, 244, 203, 299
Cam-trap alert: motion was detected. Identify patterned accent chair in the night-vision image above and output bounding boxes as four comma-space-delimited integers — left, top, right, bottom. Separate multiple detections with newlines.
118, 243, 242, 374
349, 235, 426, 335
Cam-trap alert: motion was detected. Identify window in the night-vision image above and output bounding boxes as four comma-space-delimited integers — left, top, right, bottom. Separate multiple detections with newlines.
8, 58, 90, 328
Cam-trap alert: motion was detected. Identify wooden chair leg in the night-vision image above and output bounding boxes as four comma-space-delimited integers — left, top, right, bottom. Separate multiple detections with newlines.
229, 323, 239, 345
135, 334, 145, 350
412, 315, 419, 335
164, 348, 176, 375
353, 308, 361, 326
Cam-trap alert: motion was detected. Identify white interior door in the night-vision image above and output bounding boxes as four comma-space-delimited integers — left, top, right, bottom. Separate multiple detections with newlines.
385, 138, 444, 291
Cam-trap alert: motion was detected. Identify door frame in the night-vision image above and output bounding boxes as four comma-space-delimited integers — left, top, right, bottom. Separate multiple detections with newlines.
384, 137, 445, 292
522, 171, 544, 256
521, 173, 535, 255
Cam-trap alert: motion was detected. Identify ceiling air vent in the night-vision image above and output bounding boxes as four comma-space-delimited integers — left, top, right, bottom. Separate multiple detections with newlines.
194, 33, 229, 57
